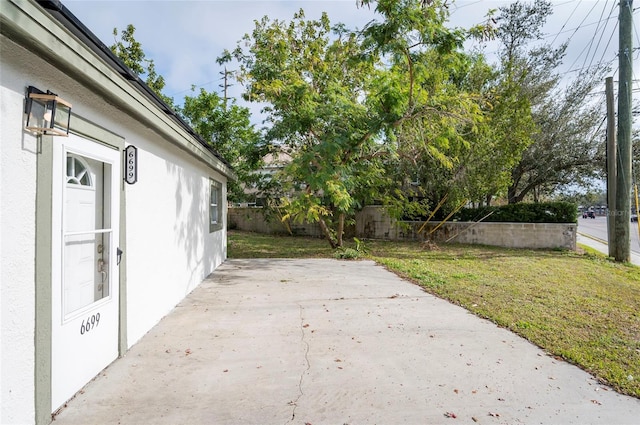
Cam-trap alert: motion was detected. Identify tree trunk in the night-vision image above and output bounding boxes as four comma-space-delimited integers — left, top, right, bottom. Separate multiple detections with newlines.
507, 184, 518, 204
337, 213, 345, 247
318, 218, 338, 249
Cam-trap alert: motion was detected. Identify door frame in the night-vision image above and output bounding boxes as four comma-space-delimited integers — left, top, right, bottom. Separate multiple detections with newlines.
34, 114, 127, 425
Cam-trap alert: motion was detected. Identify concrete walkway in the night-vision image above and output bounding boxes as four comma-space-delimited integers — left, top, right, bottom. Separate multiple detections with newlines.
54, 259, 640, 425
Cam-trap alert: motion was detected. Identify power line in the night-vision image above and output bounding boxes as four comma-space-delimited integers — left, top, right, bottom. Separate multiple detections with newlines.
550, 0, 583, 46
581, 0, 615, 73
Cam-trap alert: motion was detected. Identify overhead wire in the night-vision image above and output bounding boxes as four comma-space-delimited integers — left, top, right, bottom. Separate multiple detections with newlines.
472, 4, 620, 79
563, 0, 611, 77
581, 0, 614, 74
549, 0, 582, 46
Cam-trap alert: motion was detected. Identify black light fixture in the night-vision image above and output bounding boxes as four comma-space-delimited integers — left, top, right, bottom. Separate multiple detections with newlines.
24, 86, 72, 136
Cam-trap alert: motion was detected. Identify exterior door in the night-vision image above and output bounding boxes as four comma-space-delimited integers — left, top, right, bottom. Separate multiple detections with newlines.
51, 134, 120, 411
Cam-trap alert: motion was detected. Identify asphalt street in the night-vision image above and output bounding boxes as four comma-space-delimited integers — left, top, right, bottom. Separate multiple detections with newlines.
577, 215, 640, 258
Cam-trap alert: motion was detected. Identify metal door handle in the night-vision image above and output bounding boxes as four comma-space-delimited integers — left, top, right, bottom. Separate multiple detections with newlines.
97, 259, 107, 282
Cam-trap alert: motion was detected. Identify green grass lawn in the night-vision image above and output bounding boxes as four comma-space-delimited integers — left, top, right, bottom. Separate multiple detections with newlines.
228, 230, 640, 398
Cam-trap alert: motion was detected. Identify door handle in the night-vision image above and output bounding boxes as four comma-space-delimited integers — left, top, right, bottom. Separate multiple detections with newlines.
117, 248, 123, 266
97, 259, 107, 282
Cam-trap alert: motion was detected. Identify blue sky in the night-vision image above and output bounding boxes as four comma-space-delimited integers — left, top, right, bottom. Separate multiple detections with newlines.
64, 0, 638, 124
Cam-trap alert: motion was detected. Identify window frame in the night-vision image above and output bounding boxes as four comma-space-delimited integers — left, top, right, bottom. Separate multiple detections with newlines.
209, 178, 223, 233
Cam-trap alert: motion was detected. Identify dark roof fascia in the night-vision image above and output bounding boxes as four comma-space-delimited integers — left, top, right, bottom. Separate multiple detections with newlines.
35, 0, 233, 171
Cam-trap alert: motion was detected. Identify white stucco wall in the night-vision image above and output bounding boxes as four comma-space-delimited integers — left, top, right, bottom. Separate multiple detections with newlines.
124, 139, 227, 346
0, 39, 39, 425
1, 14, 229, 422
0, 34, 230, 349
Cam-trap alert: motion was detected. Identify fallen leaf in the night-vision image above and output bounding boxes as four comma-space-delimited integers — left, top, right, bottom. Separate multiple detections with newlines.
590, 399, 602, 405
335, 359, 343, 362
303, 324, 310, 328
444, 412, 457, 418
488, 412, 500, 417
223, 369, 229, 373
185, 349, 192, 355
472, 417, 478, 423
454, 389, 459, 394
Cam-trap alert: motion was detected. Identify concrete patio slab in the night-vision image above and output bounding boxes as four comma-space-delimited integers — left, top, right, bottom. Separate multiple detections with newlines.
52, 259, 640, 425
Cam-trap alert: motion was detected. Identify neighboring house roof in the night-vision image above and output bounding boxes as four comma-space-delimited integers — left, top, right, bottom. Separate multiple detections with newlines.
1, 0, 236, 180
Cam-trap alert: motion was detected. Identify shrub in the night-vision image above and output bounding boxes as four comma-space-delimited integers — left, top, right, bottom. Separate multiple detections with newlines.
335, 237, 369, 260
454, 202, 577, 223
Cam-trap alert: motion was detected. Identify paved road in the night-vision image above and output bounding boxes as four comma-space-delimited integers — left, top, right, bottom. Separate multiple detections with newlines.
577, 216, 640, 257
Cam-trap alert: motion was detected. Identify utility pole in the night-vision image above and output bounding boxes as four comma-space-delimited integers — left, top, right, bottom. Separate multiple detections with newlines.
219, 67, 233, 111
614, 0, 633, 262
605, 77, 616, 257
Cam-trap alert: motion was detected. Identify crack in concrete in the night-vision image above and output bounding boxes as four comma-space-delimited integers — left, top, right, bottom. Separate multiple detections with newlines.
285, 304, 311, 424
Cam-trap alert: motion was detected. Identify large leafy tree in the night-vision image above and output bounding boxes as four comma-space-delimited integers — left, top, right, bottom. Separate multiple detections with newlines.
359, 0, 486, 214
226, 10, 383, 247
226, 1, 488, 246
490, 0, 608, 203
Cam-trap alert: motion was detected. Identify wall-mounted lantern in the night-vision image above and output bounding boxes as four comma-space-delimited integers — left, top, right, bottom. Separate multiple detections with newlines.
24, 86, 72, 136
124, 145, 138, 184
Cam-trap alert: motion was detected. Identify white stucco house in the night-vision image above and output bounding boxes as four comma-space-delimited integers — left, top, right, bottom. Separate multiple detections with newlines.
0, 1, 235, 423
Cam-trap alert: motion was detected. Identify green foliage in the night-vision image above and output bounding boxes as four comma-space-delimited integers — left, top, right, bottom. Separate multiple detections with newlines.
225, 8, 386, 247
179, 88, 266, 203
224, 1, 491, 247
334, 237, 369, 259
110, 24, 174, 106
455, 201, 577, 223
491, 0, 608, 203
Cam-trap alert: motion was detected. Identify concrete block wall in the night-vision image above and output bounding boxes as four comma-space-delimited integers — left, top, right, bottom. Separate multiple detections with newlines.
355, 206, 577, 250
228, 207, 324, 237
418, 221, 576, 250
229, 206, 577, 250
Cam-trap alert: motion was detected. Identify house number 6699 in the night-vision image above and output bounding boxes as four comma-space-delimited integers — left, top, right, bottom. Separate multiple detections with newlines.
80, 313, 100, 335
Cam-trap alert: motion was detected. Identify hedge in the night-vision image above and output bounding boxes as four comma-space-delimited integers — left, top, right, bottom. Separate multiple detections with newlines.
453, 202, 578, 223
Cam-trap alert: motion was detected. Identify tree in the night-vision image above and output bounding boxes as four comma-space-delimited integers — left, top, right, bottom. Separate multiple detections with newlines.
225, 10, 383, 248
225, 1, 486, 247
489, 0, 608, 203
110, 24, 174, 106
180, 87, 266, 203
111, 25, 266, 200
358, 0, 511, 215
